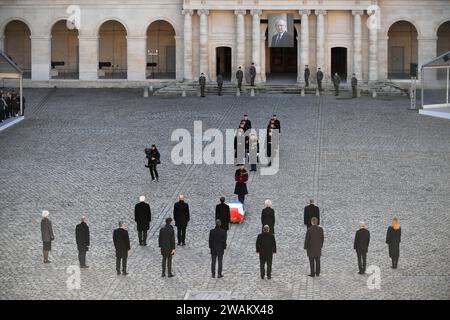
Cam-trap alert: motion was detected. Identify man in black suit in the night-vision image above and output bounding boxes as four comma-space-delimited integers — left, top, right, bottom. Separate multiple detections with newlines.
215, 197, 230, 232
75, 216, 90, 268
173, 194, 190, 246
209, 219, 227, 278
271, 19, 294, 47
134, 195, 151, 246
304, 199, 320, 228
113, 221, 131, 275
256, 225, 277, 279
304, 217, 324, 277
354, 222, 370, 274
159, 217, 176, 277
249, 62, 256, 86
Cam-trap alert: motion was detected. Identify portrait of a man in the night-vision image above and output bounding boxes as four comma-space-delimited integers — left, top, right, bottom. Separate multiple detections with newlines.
269, 15, 294, 47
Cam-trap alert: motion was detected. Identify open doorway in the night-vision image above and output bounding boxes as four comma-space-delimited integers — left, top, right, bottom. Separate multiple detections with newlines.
265, 27, 297, 82
216, 47, 232, 81
331, 47, 347, 82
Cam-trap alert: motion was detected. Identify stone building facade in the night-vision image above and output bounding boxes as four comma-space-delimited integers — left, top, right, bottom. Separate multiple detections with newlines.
0, 0, 449, 86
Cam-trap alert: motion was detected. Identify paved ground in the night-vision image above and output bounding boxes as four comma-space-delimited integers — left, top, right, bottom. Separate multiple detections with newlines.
0, 88, 449, 300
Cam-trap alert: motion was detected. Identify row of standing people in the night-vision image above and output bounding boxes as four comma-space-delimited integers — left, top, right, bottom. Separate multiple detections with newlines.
198, 63, 258, 97
304, 66, 359, 98
0, 89, 25, 122
40, 198, 402, 278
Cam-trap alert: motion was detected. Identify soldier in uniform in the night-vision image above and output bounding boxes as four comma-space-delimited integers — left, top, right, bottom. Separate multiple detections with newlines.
240, 113, 252, 132
332, 73, 341, 96
351, 73, 358, 98
249, 62, 256, 86
199, 72, 206, 97
217, 73, 223, 96
316, 68, 324, 92
304, 65, 310, 87
236, 66, 244, 92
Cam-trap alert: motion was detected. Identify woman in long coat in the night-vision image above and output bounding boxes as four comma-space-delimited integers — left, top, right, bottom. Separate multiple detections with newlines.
261, 200, 275, 234
41, 210, 55, 263
386, 217, 401, 269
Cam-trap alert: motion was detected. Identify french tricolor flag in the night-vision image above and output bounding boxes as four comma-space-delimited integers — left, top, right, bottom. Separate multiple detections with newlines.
227, 200, 245, 223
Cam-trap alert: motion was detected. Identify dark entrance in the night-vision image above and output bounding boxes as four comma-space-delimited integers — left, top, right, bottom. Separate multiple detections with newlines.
266, 28, 297, 82
216, 47, 232, 81
331, 47, 347, 82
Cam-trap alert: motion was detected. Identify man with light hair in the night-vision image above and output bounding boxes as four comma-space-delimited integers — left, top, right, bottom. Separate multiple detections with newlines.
135, 195, 151, 246
304, 217, 324, 277
354, 222, 370, 274
41, 210, 54, 263
76, 216, 90, 268
271, 18, 294, 47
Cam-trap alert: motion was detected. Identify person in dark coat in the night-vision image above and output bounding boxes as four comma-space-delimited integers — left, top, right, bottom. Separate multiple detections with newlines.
209, 219, 227, 278
173, 194, 190, 246
304, 199, 320, 228
135, 196, 151, 246
386, 217, 401, 269
256, 225, 277, 279
249, 62, 256, 86
234, 164, 248, 206
332, 73, 341, 96
354, 222, 370, 274
41, 210, 54, 263
145, 144, 160, 182
75, 216, 90, 268
113, 221, 131, 275
304, 217, 324, 277
351, 73, 358, 98
270, 114, 281, 133
240, 114, 252, 132
0, 92, 6, 123
199, 72, 206, 97
217, 73, 223, 96
267, 125, 275, 166
159, 217, 176, 277
261, 200, 275, 234
316, 68, 324, 92
215, 197, 230, 231
304, 65, 310, 87
236, 66, 244, 92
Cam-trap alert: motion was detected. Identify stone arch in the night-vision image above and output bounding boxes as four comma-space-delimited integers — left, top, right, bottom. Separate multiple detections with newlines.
387, 20, 418, 79
146, 20, 177, 79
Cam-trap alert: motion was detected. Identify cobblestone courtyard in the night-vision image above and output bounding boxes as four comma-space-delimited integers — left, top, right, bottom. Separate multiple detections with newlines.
0, 89, 449, 300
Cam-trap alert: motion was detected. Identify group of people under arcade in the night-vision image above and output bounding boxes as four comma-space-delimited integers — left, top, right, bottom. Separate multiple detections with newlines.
0, 89, 25, 123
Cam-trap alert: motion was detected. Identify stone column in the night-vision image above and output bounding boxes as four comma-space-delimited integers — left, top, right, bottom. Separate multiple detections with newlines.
251, 9, 262, 82
378, 36, 389, 81
352, 10, 363, 81
368, 10, 378, 81
235, 9, 246, 72
127, 36, 146, 80
175, 35, 184, 81
260, 25, 266, 82
315, 10, 326, 75
0, 36, 4, 52
78, 36, 99, 80
198, 9, 209, 79
418, 36, 437, 81
182, 9, 193, 81
299, 10, 310, 84
31, 35, 51, 81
